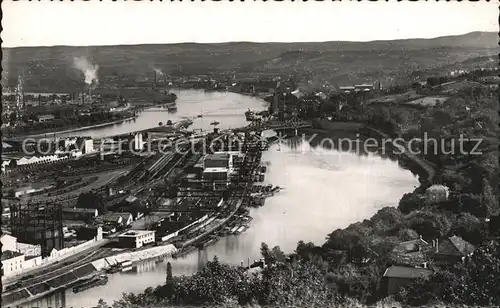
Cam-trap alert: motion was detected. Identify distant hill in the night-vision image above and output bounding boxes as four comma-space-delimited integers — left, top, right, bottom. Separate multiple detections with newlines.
2, 31, 497, 92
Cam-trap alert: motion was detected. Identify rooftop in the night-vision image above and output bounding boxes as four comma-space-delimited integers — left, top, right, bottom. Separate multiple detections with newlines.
101, 212, 132, 222
203, 167, 229, 173
62, 207, 98, 214
383, 265, 433, 279
392, 238, 429, 254
125, 195, 138, 203
1, 250, 24, 261
437, 235, 475, 257
205, 153, 230, 160
17, 242, 40, 250
119, 230, 155, 238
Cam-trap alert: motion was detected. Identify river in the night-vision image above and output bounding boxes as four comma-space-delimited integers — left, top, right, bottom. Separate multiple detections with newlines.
26, 90, 419, 308
55, 89, 267, 139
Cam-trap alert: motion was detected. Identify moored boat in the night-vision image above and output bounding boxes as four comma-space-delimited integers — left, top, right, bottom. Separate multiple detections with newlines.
72, 275, 108, 293
106, 264, 122, 274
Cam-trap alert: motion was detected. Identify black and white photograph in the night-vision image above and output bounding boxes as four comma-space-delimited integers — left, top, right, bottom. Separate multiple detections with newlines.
1, 1, 499, 307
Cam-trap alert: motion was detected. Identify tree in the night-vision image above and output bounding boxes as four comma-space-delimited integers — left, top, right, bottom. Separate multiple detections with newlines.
398, 193, 426, 214
407, 210, 451, 240
370, 207, 404, 235
295, 241, 316, 261
9, 112, 17, 123
96, 298, 109, 308
452, 213, 483, 245
257, 243, 287, 266
164, 261, 174, 298
459, 193, 487, 217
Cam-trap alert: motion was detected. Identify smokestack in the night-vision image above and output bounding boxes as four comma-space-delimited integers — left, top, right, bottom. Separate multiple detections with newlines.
154, 71, 157, 91
435, 238, 439, 253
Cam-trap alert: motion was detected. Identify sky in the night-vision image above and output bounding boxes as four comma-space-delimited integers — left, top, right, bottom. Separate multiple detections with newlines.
2, 1, 498, 47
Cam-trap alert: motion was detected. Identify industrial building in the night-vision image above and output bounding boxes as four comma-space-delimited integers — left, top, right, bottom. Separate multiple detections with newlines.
201, 152, 241, 190
118, 230, 156, 248
203, 153, 233, 169
9, 204, 64, 257
61, 207, 98, 222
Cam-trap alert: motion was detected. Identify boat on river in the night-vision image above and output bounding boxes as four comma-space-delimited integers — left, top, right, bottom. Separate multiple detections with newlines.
72, 275, 108, 293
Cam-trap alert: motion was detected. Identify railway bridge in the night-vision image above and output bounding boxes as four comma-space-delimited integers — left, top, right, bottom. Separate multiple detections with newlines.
234, 117, 312, 134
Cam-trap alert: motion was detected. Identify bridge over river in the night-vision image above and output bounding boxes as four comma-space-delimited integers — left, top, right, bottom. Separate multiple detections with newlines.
231, 117, 312, 134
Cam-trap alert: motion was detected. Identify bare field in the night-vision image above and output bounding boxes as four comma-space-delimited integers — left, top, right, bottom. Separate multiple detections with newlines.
367, 91, 423, 105
402, 96, 449, 107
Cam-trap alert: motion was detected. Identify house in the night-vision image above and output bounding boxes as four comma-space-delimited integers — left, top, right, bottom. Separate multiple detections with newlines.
354, 84, 375, 91
37, 114, 55, 123
383, 265, 433, 295
62, 207, 98, 221
1, 250, 25, 278
339, 86, 356, 93
100, 212, 133, 227
431, 235, 475, 264
424, 184, 450, 204
389, 237, 431, 267
479, 76, 500, 89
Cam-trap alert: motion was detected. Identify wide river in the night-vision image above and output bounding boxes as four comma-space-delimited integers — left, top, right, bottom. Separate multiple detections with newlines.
28, 90, 418, 308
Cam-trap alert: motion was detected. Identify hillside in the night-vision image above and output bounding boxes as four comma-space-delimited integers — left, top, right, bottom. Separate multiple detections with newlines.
1, 31, 497, 92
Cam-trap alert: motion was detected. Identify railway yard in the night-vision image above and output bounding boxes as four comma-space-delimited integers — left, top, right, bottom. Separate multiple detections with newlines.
1, 120, 280, 306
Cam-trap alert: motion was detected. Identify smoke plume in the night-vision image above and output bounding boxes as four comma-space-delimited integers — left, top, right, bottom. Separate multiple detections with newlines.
73, 57, 99, 85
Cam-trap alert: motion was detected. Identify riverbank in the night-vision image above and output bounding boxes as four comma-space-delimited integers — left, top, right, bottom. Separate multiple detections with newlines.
9, 115, 137, 140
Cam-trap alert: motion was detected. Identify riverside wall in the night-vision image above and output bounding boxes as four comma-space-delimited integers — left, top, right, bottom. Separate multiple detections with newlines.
93, 244, 178, 270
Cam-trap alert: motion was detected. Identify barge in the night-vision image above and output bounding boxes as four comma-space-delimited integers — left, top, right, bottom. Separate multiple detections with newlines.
72, 275, 108, 293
